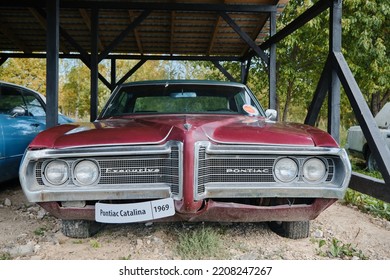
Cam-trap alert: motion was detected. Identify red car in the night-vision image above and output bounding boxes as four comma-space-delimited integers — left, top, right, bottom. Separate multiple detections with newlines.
19, 80, 351, 239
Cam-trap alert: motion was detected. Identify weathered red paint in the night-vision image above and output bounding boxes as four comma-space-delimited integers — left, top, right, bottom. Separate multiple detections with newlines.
30, 114, 339, 220
29, 114, 338, 149
38, 198, 336, 222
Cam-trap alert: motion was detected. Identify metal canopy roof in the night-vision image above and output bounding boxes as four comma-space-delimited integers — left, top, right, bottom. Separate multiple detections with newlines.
0, 0, 288, 61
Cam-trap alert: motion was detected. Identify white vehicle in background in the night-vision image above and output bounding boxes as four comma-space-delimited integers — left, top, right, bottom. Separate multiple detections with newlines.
346, 103, 390, 171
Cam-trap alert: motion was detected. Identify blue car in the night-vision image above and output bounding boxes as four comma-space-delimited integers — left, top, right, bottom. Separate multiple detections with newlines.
0, 81, 73, 183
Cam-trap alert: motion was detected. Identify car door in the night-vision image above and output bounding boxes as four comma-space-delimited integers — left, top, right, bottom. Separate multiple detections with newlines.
0, 84, 46, 181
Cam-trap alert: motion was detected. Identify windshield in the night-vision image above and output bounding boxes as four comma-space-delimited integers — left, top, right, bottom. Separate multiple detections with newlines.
100, 83, 265, 118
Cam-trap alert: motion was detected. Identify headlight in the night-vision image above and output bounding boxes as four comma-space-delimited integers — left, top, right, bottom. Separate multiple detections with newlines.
73, 160, 100, 186
43, 160, 69, 186
303, 157, 327, 183
274, 157, 298, 183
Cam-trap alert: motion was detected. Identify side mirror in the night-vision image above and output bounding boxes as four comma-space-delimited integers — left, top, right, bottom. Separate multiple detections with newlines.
10, 106, 27, 117
265, 109, 277, 121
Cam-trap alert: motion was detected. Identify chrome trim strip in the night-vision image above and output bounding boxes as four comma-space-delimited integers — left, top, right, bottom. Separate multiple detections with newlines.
56, 126, 174, 149
25, 185, 173, 203
197, 183, 347, 199
203, 131, 311, 146
28, 144, 175, 159
203, 143, 346, 155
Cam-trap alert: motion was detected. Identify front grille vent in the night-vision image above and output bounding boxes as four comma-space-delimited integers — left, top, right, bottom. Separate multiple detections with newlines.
35, 145, 181, 196
196, 144, 335, 196
197, 146, 276, 194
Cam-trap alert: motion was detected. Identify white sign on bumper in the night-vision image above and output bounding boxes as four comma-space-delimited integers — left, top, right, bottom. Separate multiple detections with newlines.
95, 198, 175, 223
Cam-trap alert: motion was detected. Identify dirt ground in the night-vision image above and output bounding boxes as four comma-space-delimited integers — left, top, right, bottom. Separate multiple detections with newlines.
0, 179, 389, 260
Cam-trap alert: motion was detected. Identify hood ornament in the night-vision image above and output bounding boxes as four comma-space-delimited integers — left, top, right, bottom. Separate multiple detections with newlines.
184, 123, 192, 131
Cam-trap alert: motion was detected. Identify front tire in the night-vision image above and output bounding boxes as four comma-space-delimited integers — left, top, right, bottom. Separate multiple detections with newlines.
61, 219, 102, 238
269, 221, 310, 239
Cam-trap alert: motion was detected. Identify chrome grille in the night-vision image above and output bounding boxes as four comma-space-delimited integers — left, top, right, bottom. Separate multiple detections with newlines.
196, 143, 336, 196
326, 158, 335, 182
98, 151, 180, 194
197, 146, 275, 194
35, 161, 44, 185
35, 144, 181, 196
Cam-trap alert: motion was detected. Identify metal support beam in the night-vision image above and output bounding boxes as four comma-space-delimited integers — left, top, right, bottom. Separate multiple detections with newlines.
212, 61, 236, 82
111, 58, 116, 91
0, 52, 242, 62
0, 20, 32, 54
1, 1, 276, 12
268, 11, 277, 111
36, 8, 89, 61
34, 7, 110, 89
79, 8, 104, 51
349, 172, 389, 203
29, 8, 70, 54
332, 51, 390, 184
90, 7, 99, 121
98, 10, 151, 62
59, 2, 277, 13
45, 0, 59, 129
0, 57, 7, 66
328, 0, 342, 143
305, 55, 332, 126
260, 0, 330, 51
219, 12, 269, 65
240, 59, 251, 84
115, 59, 146, 88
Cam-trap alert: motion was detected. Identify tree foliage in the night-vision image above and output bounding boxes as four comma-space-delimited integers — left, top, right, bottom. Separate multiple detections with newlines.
59, 60, 169, 120
274, 0, 329, 122
0, 58, 47, 93
274, 0, 389, 125
199, 0, 389, 128
342, 0, 390, 115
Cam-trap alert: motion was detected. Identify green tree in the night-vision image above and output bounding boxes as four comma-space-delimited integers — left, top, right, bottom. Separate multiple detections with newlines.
244, 0, 389, 129
342, 0, 390, 115
274, 0, 329, 122
60, 61, 112, 120
0, 58, 47, 93
60, 59, 173, 120
113, 60, 167, 83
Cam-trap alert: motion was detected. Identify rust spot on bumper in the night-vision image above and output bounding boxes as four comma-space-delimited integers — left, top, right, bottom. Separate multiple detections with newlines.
39, 198, 336, 222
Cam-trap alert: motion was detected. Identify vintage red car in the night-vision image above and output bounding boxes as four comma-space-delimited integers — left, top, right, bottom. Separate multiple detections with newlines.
19, 80, 351, 239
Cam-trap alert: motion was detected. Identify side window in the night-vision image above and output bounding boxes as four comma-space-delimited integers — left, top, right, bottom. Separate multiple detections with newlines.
0, 85, 26, 115
234, 90, 259, 115
23, 91, 46, 117
234, 92, 247, 113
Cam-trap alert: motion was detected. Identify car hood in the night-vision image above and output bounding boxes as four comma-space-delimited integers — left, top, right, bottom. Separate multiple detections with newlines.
28, 114, 338, 149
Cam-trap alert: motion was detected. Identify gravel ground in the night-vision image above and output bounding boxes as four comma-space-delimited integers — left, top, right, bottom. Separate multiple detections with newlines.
1, 179, 389, 260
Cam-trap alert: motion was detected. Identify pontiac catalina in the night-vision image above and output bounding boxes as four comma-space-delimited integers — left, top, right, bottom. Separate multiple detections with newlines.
19, 80, 351, 239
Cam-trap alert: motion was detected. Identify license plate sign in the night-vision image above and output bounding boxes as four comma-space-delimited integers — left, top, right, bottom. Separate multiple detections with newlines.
95, 198, 175, 223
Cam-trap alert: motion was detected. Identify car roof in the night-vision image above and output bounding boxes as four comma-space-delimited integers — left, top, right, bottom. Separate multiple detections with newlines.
119, 80, 246, 88
0, 80, 46, 103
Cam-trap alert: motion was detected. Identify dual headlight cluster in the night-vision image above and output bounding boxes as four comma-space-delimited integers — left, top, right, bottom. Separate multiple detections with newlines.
42, 159, 100, 187
42, 156, 326, 186
273, 157, 327, 183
